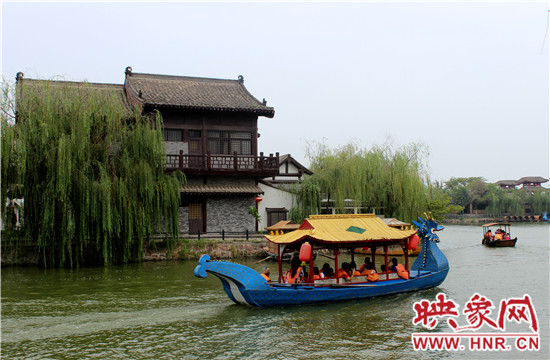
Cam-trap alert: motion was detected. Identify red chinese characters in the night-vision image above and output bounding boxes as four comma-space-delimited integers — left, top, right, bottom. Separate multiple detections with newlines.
413, 293, 539, 333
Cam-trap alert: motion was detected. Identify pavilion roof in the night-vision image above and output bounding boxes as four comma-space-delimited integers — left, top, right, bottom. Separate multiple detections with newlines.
266, 214, 416, 245
496, 180, 519, 186
517, 176, 548, 184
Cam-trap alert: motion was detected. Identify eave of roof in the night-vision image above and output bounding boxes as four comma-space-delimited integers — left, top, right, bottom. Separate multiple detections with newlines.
180, 184, 264, 195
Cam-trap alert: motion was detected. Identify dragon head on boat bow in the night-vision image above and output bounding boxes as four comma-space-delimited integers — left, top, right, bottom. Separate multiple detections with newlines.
410, 214, 448, 274
412, 214, 444, 243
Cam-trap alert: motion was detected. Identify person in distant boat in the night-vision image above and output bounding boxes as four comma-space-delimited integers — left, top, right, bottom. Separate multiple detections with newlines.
484, 229, 492, 241
503, 233, 510, 240
260, 267, 271, 283
495, 230, 503, 240
285, 257, 305, 284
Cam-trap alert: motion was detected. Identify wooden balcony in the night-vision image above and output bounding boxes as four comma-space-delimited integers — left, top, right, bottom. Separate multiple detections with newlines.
166, 151, 279, 176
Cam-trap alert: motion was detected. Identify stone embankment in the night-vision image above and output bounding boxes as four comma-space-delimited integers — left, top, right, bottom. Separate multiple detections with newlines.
1, 236, 269, 265
144, 238, 267, 261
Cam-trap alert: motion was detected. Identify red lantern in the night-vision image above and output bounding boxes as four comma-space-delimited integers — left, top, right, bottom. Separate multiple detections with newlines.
255, 195, 263, 204
408, 234, 420, 251
299, 242, 312, 262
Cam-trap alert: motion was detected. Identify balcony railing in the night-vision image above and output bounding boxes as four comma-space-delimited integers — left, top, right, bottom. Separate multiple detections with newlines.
166, 151, 279, 176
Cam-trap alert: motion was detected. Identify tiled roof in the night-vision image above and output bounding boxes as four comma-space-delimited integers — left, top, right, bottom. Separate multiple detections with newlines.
496, 180, 519, 186
517, 177, 548, 184
180, 184, 264, 195
266, 214, 416, 245
124, 71, 275, 117
264, 220, 299, 231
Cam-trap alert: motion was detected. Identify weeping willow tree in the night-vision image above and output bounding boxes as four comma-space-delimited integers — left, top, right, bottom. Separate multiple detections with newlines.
1, 80, 184, 267
288, 181, 321, 223
297, 140, 431, 221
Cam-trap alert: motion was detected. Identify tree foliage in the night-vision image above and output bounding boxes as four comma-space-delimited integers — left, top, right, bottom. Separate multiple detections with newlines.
1, 81, 184, 267
445, 178, 550, 216
296, 140, 441, 222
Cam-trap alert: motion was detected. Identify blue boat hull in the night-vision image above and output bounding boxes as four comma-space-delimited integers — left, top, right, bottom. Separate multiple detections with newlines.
194, 215, 449, 308
194, 235, 449, 308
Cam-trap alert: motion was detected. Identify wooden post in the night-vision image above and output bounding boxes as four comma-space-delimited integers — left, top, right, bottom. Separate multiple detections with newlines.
384, 245, 388, 280
179, 150, 184, 170
278, 244, 283, 283
259, 152, 264, 169
234, 151, 238, 171
405, 239, 409, 271
335, 247, 339, 284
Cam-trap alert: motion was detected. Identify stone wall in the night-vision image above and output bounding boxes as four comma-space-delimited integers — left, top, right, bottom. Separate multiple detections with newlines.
206, 196, 256, 232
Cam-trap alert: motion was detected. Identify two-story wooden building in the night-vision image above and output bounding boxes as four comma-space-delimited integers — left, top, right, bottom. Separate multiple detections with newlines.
123, 67, 278, 234
16, 67, 280, 235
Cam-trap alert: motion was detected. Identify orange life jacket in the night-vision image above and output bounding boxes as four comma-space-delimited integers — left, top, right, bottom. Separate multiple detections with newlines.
285, 268, 304, 283
261, 273, 270, 282
395, 263, 409, 280
312, 274, 321, 280
367, 270, 379, 282
337, 269, 349, 279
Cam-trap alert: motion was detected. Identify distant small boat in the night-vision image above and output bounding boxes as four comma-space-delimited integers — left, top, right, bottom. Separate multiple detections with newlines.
482, 222, 517, 247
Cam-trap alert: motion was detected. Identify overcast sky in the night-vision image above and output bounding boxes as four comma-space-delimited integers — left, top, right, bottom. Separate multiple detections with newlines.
2, 1, 549, 185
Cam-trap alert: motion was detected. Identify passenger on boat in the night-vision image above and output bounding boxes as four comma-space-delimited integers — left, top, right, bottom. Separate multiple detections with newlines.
338, 262, 359, 281
363, 261, 379, 282
358, 257, 373, 273
312, 267, 321, 281
484, 229, 492, 241
503, 233, 510, 240
390, 258, 399, 271
284, 257, 305, 284
260, 267, 271, 283
390, 258, 409, 280
321, 263, 334, 278
300, 261, 309, 280
360, 260, 375, 275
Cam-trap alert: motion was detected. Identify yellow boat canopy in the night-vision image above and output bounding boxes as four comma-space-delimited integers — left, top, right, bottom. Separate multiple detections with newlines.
266, 214, 416, 245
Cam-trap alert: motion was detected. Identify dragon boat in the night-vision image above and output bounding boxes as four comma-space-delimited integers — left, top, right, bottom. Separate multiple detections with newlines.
194, 214, 449, 308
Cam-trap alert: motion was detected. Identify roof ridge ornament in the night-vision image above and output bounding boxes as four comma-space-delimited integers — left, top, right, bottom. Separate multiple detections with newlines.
125, 66, 133, 77
16, 72, 24, 82
238, 75, 244, 84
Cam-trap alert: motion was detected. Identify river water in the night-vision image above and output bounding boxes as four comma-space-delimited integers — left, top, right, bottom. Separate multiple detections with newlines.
2, 224, 549, 359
